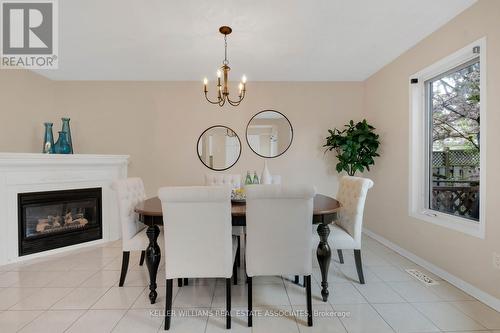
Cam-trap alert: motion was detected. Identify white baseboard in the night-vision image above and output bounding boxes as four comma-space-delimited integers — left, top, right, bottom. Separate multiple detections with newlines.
363, 228, 500, 312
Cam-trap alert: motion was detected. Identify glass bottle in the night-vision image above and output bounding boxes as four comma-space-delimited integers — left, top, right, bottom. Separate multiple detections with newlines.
42, 122, 55, 154
55, 131, 71, 154
245, 171, 253, 185
252, 171, 260, 184
61, 117, 73, 154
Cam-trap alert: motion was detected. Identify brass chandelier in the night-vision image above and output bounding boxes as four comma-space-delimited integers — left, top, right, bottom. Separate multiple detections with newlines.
203, 26, 246, 107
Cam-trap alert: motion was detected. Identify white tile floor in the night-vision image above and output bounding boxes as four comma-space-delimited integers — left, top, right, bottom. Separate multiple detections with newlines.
0, 235, 499, 333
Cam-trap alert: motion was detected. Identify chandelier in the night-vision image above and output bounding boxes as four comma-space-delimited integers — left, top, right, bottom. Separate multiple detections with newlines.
203, 26, 246, 107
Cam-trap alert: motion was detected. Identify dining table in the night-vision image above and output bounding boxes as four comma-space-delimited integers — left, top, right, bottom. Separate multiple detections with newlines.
134, 194, 341, 304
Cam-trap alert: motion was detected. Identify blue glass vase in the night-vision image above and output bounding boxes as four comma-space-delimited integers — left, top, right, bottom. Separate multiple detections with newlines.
61, 117, 73, 154
54, 131, 71, 154
42, 122, 55, 154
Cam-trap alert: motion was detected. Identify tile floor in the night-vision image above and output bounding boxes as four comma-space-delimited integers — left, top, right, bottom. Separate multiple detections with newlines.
0, 235, 499, 333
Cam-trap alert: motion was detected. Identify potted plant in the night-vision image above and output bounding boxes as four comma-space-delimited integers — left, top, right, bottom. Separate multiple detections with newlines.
324, 119, 380, 176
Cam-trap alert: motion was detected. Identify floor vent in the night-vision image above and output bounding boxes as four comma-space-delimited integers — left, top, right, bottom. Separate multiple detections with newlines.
405, 269, 439, 285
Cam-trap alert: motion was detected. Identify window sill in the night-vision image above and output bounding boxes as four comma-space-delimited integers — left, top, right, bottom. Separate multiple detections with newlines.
410, 210, 485, 239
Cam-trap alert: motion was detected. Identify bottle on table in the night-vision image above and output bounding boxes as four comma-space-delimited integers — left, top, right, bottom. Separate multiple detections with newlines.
245, 171, 253, 185
252, 171, 260, 184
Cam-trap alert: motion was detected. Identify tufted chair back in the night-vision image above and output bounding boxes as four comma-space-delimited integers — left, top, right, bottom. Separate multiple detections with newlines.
336, 176, 374, 248
245, 184, 316, 276
271, 175, 282, 184
205, 174, 241, 189
112, 178, 147, 251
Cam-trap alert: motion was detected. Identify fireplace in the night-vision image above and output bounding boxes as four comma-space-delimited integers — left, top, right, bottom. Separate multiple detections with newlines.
18, 188, 102, 256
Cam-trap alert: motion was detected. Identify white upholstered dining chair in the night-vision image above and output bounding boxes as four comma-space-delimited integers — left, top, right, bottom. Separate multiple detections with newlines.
245, 184, 316, 327
158, 186, 238, 330
112, 177, 151, 287
271, 175, 282, 184
205, 173, 243, 267
314, 176, 374, 284
205, 174, 241, 189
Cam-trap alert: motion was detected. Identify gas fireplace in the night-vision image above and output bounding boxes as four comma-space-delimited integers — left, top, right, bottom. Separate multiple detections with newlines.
18, 188, 102, 256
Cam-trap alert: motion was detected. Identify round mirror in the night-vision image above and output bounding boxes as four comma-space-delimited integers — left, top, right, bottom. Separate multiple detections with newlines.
246, 110, 293, 158
197, 126, 241, 171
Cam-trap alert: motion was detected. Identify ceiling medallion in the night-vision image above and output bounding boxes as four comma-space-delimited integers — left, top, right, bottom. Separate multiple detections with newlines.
203, 26, 246, 107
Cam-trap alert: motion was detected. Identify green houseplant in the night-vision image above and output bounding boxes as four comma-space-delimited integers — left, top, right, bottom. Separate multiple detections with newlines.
324, 119, 380, 176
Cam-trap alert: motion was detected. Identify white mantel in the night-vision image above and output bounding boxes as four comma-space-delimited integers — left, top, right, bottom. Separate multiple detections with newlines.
0, 153, 129, 265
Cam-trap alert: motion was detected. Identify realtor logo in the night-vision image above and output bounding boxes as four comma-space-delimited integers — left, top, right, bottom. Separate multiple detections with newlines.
1, 0, 58, 69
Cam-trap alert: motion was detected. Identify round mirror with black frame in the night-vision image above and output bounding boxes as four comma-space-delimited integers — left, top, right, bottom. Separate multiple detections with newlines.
196, 125, 242, 171
246, 110, 293, 158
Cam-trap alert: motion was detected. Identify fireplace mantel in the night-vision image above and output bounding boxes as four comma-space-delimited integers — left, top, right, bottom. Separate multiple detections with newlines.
0, 153, 129, 166
0, 153, 129, 265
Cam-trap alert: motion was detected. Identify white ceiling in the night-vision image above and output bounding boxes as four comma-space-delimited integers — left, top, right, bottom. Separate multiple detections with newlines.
38, 0, 476, 81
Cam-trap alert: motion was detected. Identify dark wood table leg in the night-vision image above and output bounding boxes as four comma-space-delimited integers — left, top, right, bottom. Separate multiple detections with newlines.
316, 222, 331, 302
145, 225, 161, 304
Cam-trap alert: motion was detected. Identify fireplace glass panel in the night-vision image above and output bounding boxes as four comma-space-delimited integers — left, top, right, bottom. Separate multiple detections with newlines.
24, 199, 98, 238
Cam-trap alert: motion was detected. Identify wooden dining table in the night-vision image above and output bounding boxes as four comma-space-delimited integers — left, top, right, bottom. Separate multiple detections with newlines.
134, 194, 341, 304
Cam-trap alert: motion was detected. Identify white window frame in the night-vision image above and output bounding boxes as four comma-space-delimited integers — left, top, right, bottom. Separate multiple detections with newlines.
409, 37, 486, 238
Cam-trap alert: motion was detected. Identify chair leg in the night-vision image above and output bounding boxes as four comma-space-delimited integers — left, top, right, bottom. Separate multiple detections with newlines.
337, 249, 344, 264
177, 278, 183, 287
247, 276, 253, 327
294, 275, 305, 287
305, 275, 313, 327
165, 279, 173, 330
119, 251, 130, 287
233, 260, 238, 285
184, 278, 188, 286
354, 249, 365, 284
236, 236, 241, 267
226, 277, 232, 329
139, 250, 145, 266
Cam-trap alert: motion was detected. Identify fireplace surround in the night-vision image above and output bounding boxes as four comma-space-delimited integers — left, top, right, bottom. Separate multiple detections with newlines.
0, 153, 128, 266
18, 188, 103, 256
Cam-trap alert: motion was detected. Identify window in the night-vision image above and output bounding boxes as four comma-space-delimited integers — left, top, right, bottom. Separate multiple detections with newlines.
427, 59, 480, 221
409, 38, 486, 238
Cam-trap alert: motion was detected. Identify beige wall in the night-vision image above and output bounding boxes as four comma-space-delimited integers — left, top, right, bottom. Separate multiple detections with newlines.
0, 72, 364, 199
363, 0, 500, 299
0, 70, 55, 149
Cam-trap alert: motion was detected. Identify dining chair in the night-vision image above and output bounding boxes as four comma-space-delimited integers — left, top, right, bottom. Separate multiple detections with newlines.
158, 186, 238, 330
205, 173, 243, 268
314, 176, 374, 284
245, 184, 316, 327
112, 177, 151, 287
205, 174, 241, 188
